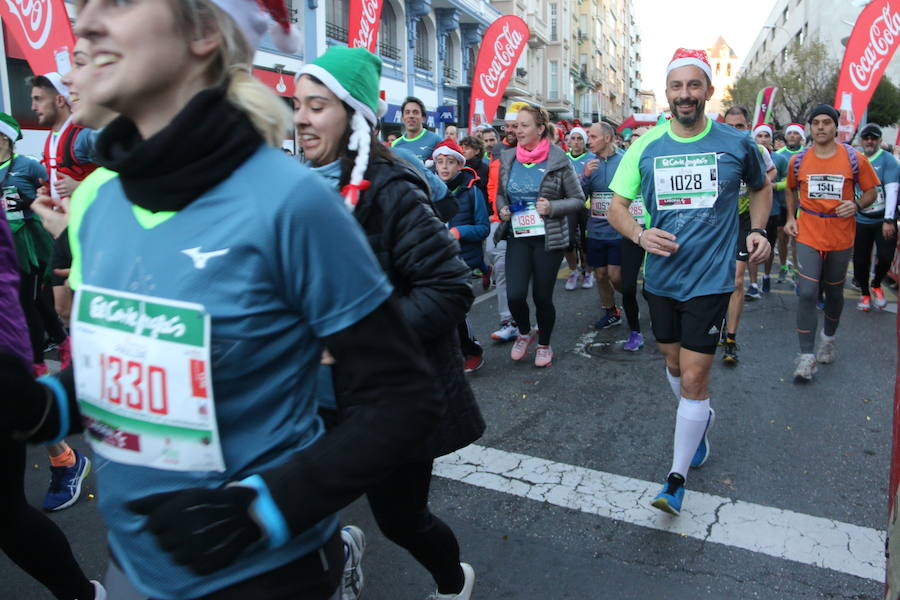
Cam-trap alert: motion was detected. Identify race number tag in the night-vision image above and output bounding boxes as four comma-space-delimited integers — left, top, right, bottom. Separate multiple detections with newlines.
591, 192, 613, 219
72, 286, 225, 472
2, 186, 24, 220
653, 153, 718, 210
806, 175, 844, 201
629, 196, 645, 222
512, 205, 546, 237
861, 186, 885, 215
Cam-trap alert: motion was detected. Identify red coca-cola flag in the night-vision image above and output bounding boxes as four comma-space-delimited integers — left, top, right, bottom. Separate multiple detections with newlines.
347, 0, 383, 53
252, 67, 295, 98
468, 16, 529, 130
834, 0, 900, 142
0, 0, 75, 76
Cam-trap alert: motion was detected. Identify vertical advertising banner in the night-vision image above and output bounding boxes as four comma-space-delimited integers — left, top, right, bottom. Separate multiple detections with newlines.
468, 16, 529, 130
833, 0, 900, 142
752, 87, 778, 128
347, 0, 384, 53
0, 0, 75, 75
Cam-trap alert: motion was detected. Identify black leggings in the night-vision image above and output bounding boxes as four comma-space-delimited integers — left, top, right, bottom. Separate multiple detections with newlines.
853, 221, 896, 296
0, 437, 94, 599
19, 268, 66, 363
366, 461, 464, 595
506, 236, 565, 345
620, 237, 645, 333
457, 319, 482, 358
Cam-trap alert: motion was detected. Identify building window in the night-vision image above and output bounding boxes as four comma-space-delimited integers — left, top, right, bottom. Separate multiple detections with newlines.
550, 4, 558, 41
444, 36, 458, 83
549, 60, 559, 100
377, 1, 400, 61
726, 62, 731, 77
414, 20, 432, 71
326, 0, 349, 41
716, 62, 720, 76
783, 6, 789, 23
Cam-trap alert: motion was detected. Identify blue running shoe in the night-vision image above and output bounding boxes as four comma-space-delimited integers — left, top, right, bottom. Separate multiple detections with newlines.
744, 284, 761, 300
594, 307, 622, 330
761, 276, 771, 294
651, 473, 685, 516
43, 450, 91, 512
691, 408, 716, 468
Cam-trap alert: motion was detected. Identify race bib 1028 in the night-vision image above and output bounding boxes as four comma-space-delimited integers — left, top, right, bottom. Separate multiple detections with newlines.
72, 286, 225, 472
653, 153, 719, 210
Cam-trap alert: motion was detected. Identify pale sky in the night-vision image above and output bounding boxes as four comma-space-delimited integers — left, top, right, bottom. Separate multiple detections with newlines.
634, 0, 778, 105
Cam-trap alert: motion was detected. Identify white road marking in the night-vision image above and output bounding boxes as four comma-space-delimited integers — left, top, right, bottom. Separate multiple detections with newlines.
473, 290, 497, 306
435, 444, 886, 583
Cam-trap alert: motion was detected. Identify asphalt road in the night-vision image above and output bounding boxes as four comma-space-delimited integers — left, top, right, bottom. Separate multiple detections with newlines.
2, 267, 895, 600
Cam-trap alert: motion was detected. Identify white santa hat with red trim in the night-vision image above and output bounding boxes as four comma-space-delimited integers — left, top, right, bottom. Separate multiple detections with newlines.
753, 124, 773, 137
784, 123, 806, 139
210, 0, 301, 54
667, 48, 713, 81
428, 139, 466, 167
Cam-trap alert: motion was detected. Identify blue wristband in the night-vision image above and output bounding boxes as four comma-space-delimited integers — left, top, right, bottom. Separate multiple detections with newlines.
38, 376, 70, 444
238, 474, 291, 549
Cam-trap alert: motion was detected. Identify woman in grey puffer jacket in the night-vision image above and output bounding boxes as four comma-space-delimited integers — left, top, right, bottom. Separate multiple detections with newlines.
495, 104, 585, 367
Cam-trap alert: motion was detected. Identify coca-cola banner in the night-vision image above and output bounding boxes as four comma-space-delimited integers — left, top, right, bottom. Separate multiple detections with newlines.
468, 16, 529, 130
834, 0, 900, 142
347, 0, 383, 53
0, 0, 75, 76
252, 68, 295, 98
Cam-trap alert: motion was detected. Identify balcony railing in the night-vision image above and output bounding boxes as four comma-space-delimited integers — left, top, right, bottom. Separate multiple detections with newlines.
443, 66, 458, 83
325, 22, 347, 42
379, 41, 401, 62
414, 54, 433, 71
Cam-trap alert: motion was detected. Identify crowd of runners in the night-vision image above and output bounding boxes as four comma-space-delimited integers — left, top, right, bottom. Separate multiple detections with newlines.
0, 1, 897, 599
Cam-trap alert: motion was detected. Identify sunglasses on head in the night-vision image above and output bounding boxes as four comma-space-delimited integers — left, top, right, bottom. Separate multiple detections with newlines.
861, 134, 880, 140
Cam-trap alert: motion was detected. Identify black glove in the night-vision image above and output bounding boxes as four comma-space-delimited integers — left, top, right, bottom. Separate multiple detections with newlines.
127, 486, 264, 575
4, 195, 25, 212
0, 352, 52, 437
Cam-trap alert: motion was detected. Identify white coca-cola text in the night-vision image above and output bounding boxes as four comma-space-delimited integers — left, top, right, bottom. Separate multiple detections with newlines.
4, 0, 54, 50
848, 3, 900, 92
350, 0, 381, 51
478, 23, 525, 98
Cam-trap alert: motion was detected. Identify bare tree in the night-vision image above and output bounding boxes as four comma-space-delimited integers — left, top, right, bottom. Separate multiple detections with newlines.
727, 40, 838, 125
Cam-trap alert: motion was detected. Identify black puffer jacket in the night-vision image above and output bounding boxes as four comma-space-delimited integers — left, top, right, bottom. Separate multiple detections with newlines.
348, 153, 485, 460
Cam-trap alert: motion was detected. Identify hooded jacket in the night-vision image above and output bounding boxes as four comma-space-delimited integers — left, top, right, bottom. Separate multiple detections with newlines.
447, 167, 490, 270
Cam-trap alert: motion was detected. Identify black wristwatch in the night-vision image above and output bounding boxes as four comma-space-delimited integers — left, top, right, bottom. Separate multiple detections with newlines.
748, 228, 767, 237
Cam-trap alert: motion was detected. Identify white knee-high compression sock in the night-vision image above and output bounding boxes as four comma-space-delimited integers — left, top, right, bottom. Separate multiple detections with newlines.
669, 397, 711, 479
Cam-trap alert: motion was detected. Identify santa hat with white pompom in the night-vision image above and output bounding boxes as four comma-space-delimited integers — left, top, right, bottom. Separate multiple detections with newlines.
210, 0, 301, 54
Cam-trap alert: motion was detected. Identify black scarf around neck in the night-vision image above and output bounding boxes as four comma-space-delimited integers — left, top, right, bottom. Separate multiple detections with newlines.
94, 85, 264, 213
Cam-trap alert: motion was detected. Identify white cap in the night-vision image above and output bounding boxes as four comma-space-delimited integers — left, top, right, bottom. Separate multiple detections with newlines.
40, 72, 70, 102
569, 127, 587, 142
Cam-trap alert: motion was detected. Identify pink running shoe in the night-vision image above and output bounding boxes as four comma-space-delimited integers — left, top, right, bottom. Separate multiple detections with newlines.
510, 330, 537, 361
33, 362, 49, 377
534, 345, 554, 367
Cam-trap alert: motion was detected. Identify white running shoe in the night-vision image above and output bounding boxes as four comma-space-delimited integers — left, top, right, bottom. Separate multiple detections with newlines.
581, 271, 595, 289
340, 526, 365, 600
91, 581, 107, 600
793, 353, 818, 382
565, 270, 580, 290
426, 563, 475, 600
815, 332, 836, 364
490, 321, 519, 342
